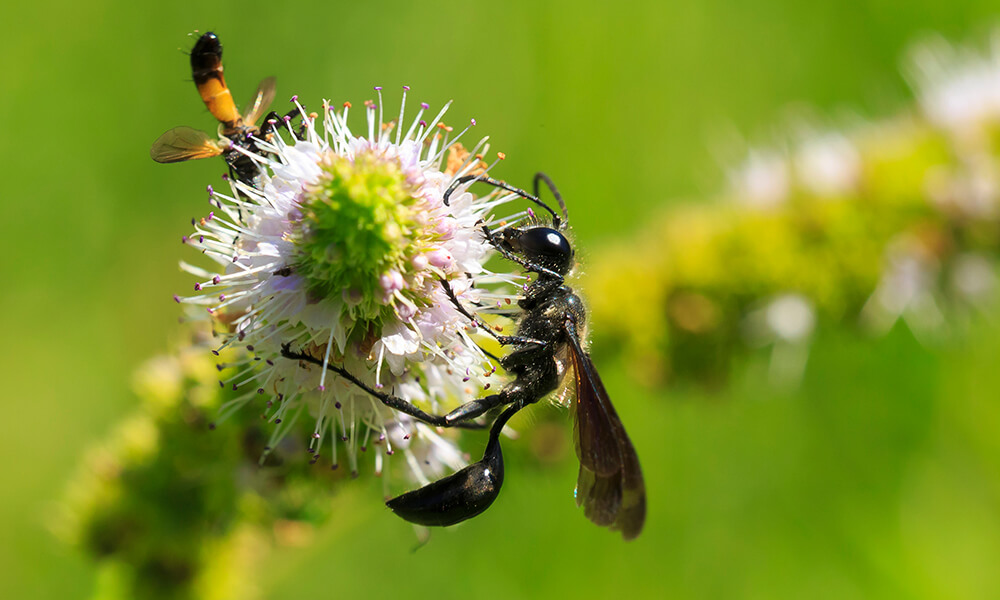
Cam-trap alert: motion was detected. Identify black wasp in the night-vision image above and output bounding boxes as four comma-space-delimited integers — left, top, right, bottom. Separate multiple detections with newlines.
282, 173, 646, 540
150, 32, 297, 186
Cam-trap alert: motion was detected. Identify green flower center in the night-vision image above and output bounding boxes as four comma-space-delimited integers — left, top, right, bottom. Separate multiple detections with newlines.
293, 150, 422, 322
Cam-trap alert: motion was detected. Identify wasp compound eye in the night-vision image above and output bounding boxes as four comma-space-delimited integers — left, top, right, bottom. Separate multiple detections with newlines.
519, 227, 573, 273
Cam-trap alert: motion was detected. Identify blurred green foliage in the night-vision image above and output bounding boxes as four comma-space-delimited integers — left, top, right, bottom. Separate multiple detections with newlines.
4, 1, 1000, 599
586, 113, 999, 385
57, 328, 349, 600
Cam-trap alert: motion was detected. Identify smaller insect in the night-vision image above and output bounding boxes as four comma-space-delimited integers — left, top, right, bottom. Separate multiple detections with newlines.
150, 31, 277, 185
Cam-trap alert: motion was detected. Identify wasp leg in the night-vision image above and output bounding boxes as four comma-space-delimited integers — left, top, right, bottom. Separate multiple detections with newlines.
439, 277, 548, 349
386, 402, 523, 527
279, 344, 486, 430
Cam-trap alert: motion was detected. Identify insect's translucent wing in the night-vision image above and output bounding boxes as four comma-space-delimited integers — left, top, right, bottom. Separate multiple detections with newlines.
243, 76, 276, 128
569, 332, 647, 540
150, 127, 222, 163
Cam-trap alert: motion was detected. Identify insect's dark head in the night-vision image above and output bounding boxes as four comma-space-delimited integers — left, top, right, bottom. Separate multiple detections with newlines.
496, 225, 574, 276
191, 32, 223, 71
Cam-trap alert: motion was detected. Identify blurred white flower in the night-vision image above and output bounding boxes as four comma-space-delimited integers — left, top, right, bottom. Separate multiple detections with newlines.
744, 293, 815, 388
177, 89, 523, 478
728, 150, 790, 209
861, 236, 945, 343
908, 33, 1000, 140
794, 132, 861, 197
950, 252, 998, 307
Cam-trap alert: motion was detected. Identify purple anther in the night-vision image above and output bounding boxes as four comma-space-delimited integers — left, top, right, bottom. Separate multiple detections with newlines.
331, 464, 339, 470
403, 85, 410, 91
471, 118, 477, 126
194, 283, 202, 291
216, 364, 224, 372
266, 359, 274, 366
219, 381, 224, 388
181, 236, 188, 243
283, 115, 291, 122
335, 401, 342, 409
173, 294, 181, 303
213, 275, 221, 284
257, 388, 264, 394
232, 383, 238, 391
420, 102, 429, 109
207, 185, 214, 195
208, 211, 214, 220
418, 119, 427, 127
318, 385, 325, 391
290, 95, 298, 102
212, 349, 220, 356
374, 86, 382, 91
218, 294, 225, 301
199, 235, 204, 243
275, 419, 282, 424
190, 217, 196, 225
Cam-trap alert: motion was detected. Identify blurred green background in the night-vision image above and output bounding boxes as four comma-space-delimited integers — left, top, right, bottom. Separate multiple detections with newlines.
4, 1, 1000, 598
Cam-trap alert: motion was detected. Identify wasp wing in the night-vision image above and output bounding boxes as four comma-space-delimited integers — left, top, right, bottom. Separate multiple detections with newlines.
568, 329, 646, 540
150, 127, 223, 163
243, 76, 277, 128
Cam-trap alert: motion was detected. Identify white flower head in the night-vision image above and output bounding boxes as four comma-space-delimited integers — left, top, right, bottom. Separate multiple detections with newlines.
728, 150, 790, 210
794, 132, 861, 197
176, 88, 525, 478
907, 33, 1000, 138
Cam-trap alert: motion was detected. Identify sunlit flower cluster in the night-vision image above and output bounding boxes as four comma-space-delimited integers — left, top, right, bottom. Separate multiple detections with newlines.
177, 89, 525, 477
588, 32, 1000, 387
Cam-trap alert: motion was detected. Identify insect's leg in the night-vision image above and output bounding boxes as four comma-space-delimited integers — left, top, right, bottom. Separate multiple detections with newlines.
280, 344, 486, 430
444, 174, 560, 225
260, 111, 283, 136
438, 277, 547, 349
386, 400, 525, 527
533, 172, 568, 226
481, 224, 565, 280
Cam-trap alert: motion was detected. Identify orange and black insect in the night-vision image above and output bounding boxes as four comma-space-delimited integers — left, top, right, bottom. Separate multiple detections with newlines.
151, 32, 277, 184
